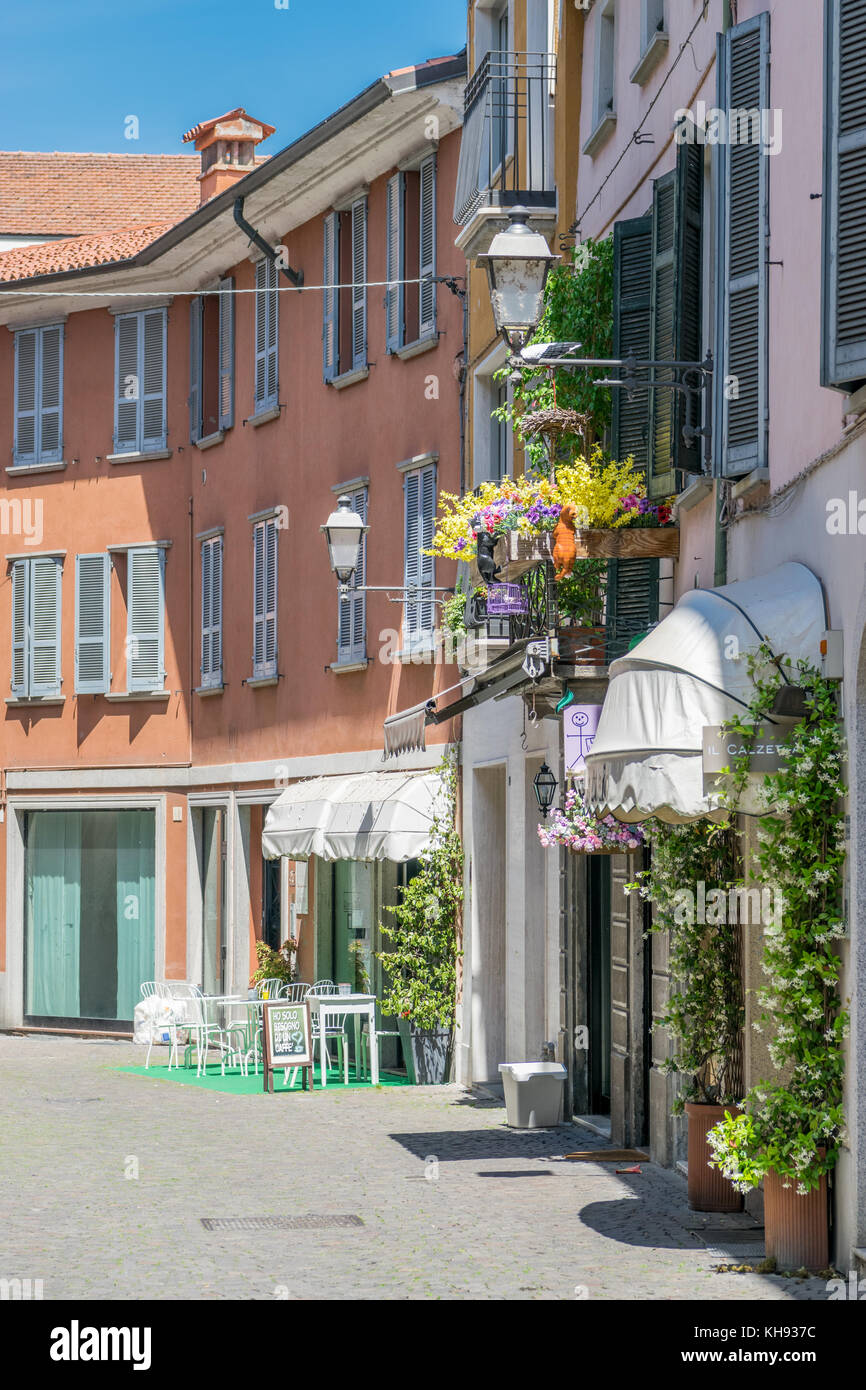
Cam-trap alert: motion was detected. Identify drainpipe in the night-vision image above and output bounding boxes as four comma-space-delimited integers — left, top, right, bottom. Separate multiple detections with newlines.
458, 286, 468, 497
233, 197, 303, 287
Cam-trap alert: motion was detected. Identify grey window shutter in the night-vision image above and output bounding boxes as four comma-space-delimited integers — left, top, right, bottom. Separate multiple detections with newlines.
29, 556, 62, 696
649, 169, 677, 499
351, 197, 367, 370
253, 520, 277, 678
218, 277, 235, 429
201, 535, 222, 687
715, 13, 769, 476
403, 469, 421, 637
606, 557, 660, 665
127, 547, 164, 692
266, 261, 278, 406
13, 329, 38, 465
385, 175, 405, 353
38, 324, 63, 462
255, 259, 268, 407
419, 155, 437, 337
822, 0, 866, 387
189, 296, 203, 444
323, 212, 340, 380
115, 313, 140, 453
404, 467, 436, 638
337, 486, 367, 663
611, 217, 652, 471
141, 309, 167, 451
419, 464, 436, 633
75, 553, 110, 694
11, 560, 28, 695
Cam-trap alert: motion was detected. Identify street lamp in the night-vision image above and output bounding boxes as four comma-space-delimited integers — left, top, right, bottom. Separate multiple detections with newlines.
477, 206, 560, 352
533, 762, 558, 819
321, 494, 368, 584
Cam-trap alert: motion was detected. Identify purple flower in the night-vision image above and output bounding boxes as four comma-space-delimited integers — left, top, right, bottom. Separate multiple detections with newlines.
637, 498, 650, 515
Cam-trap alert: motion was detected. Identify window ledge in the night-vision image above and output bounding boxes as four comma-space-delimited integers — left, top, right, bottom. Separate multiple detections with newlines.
6, 460, 67, 476
329, 366, 370, 391
107, 449, 171, 465
104, 691, 171, 702
630, 31, 669, 86
248, 405, 281, 427
394, 637, 437, 664
583, 112, 617, 158
731, 467, 770, 502
194, 431, 226, 451
674, 476, 714, 513
247, 674, 279, 688
195, 683, 225, 696
6, 695, 65, 706
394, 335, 438, 361
330, 658, 369, 674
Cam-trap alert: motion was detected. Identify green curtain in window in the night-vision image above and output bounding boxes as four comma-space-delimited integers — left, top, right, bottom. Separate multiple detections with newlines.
25, 811, 81, 1018
115, 810, 156, 1021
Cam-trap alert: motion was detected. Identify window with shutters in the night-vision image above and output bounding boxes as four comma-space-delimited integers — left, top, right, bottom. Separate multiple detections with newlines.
200, 535, 223, 689
588, 0, 617, 144
190, 280, 234, 442
124, 547, 165, 692
714, 12, 769, 476
335, 487, 367, 667
323, 198, 368, 378
403, 464, 436, 644
610, 136, 704, 496
252, 518, 278, 680
473, 341, 513, 484
822, 0, 866, 389
13, 324, 64, 466
254, 258, 278, 412
10, 556, 62, 698
113, 309, 167, 454
75, 553, 110, 694
385, 155, 438, 352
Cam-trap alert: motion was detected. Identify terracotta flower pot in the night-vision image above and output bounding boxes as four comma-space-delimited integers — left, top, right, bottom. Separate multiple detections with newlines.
685, 1103, 744, 1212
556, 624, 606, 665
764, 1166, 829, 1271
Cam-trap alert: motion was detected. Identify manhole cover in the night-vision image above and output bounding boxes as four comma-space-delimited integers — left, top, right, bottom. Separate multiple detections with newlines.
697, 1229, 766, 1260
200, 1215, 364, 1232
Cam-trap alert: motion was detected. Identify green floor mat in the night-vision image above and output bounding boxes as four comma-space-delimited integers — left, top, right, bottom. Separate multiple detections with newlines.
119, 1061, 411, 1095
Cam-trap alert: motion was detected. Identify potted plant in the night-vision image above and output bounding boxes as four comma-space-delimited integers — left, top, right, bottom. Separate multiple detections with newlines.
538, 785, 646, 854
627, 821, 746, 1212
249, 938, 298, 997
554, 560, 608, 665
377, 755, 463, 1084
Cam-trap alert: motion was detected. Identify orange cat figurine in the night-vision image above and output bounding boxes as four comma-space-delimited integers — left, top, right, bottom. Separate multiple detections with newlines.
552, 503, 578, 580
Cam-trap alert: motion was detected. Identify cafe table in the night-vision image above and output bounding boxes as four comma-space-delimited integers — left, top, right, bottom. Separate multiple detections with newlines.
306, 991, 379, 1086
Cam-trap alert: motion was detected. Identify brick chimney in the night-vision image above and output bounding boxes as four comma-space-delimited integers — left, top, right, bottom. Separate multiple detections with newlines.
182, 108, 275, 205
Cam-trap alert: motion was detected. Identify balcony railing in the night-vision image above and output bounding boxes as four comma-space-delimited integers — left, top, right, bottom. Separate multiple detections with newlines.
454, 50, 557, 226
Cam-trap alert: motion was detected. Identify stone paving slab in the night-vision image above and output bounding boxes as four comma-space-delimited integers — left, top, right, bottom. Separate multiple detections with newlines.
0, 1035, 835, 1301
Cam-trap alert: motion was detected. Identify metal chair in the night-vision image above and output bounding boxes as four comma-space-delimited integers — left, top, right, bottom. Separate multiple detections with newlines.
360, 1022, 401, 1080
305, 984, 349, 1082
253, 978, 284, 1000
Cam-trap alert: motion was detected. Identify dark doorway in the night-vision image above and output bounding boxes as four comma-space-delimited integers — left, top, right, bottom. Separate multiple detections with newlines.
587, 854, 611, 1113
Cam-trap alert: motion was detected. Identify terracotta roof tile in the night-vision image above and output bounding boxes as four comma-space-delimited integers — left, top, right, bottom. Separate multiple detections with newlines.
0, 221, 176, 283
0, 152, 200, 236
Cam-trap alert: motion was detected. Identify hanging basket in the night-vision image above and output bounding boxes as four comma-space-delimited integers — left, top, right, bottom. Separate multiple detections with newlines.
521, 406, 590, 444
574, 526, 680, 559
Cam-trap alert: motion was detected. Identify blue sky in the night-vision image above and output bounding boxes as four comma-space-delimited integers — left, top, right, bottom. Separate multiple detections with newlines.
1, 0, 468, 154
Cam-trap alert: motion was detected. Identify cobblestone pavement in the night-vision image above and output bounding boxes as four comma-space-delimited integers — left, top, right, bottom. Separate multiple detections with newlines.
0, 1036, 835, 1301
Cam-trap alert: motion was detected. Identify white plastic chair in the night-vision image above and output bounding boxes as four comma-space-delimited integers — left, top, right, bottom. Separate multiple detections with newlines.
306, 984, 349, 1082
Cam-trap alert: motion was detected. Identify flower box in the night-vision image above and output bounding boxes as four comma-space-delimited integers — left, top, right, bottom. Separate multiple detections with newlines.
573, 527, 680, 560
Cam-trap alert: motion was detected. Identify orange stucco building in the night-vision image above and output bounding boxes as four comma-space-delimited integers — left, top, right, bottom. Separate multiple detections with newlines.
0, 56, 466, 1035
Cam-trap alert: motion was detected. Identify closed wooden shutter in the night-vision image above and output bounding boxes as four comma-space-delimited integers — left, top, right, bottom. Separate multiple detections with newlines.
715, 13, 769, 475
114, 312, 140, 453
127, 547, 164, 692
611, 217, 652, 472
404, 465, 436, 639
823, 0, 866, 386
385, 175, 405, 353
255, 259, 278, 409
606, 557, 659, 664
337, 487, 367, 664
673, 140, 704, 475
75, 553, 110, 694
29, 556, 62, 696
11, 560, 28, 695
13, 329, 38, 465
323, 212, 339, 380
419, 154, 437, 337
253, 519, 278, 678
649, 170, 677, 498
189, 296, 203, 443
201, 535, 223, 688
38, 324, 63, 462
351, 197, 367, 370
218, 277, 235, 429
141, 309, 167, 451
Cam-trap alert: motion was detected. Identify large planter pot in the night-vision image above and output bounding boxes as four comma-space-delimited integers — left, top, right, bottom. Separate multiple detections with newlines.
573, 526, 680, 560
556, 624, 606, 666
398, 1019, 452, 1085
685, 1103, 744, 1212
764, 1167, 829, 1271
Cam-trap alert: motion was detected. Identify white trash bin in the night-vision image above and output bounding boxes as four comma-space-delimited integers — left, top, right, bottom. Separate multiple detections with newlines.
498, 1062, 567, 1128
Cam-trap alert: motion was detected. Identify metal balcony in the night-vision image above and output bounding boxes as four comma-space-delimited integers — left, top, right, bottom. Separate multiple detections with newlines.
454, 50, 557, 226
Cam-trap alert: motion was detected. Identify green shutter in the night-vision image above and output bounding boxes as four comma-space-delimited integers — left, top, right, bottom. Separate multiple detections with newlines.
606, 557, 659, 665
649, 169, 677, 498
673, 139, 704, 475
611, 216, 652, 472
822, 0, 866, 387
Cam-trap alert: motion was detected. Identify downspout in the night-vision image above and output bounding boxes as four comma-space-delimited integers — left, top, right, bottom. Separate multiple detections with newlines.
458, 287, 468, 497
233, 197, 304, 287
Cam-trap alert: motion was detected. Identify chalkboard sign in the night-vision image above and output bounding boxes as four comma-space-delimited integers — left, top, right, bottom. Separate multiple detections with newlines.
262, 1000, 314, 1093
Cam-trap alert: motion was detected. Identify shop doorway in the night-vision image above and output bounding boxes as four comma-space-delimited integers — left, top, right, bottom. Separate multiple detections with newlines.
199, 807, 227, 996
586, 854, 612, 1114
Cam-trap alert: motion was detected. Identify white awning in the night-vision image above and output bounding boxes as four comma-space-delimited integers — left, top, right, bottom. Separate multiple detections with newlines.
261, 770, 445, 863
583, 562, 826, 824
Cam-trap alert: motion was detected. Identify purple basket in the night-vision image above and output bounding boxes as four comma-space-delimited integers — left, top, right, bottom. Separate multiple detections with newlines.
486, 582, 528, 616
